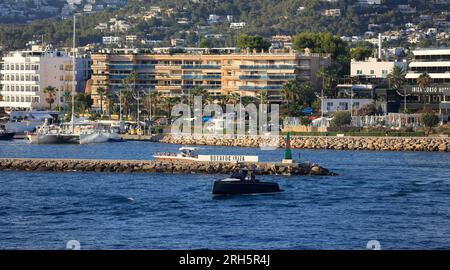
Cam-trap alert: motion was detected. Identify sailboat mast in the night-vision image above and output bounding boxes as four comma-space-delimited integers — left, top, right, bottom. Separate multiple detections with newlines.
71, 14, 76, 131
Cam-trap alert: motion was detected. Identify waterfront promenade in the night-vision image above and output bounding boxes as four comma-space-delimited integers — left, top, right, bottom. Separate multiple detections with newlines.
0, 158, 334, 176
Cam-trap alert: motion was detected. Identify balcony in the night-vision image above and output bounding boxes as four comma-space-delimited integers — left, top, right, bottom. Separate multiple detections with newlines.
182, 84, 221, 90
156, 74, 182, 80
239, 65, 296, 70
181, 75, 221, 80
239, 85, 283, 91
156, 85, 182, 91
239, 75, 296, 80
109, 64, 155, 70
181, 65, 221, 69
156, 65, 182, 70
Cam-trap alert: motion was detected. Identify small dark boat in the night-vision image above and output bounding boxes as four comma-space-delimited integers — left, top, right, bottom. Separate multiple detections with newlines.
212, 169, 283, 196
0, 125, 15, 140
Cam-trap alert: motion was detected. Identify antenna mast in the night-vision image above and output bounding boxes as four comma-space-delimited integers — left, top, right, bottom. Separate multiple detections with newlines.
71, 14, 76, 131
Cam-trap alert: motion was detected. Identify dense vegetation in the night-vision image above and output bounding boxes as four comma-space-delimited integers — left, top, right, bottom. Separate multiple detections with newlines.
2, 0, 450, 50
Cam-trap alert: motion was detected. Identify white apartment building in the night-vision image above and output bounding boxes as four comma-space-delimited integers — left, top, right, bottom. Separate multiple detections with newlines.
351, 57, 407, 78
0, 49, 90, 110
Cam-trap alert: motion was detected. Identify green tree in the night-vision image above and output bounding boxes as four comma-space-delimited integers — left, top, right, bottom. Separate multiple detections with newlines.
417, 73, 432, 109
388, 65, 407, 112
281, 80, 300, 113
258, 91, 268, 105
224, 92, 240, 105
162, 96, 181, 118
300, 116, 312, 126
236, 34, 271, 52
350, 46, 373, 61
281, 80, 317, 115
422, 112, 439, 136
297, 82, 317, 107
44, 86, 56, 110
105, 92, 115, 118
96, 87, 106, 117
293, 32, 350, 76
388, 66, 406, 90
199, 39, 212, 48
331, 111, 352, 128
189, 86, 210, 107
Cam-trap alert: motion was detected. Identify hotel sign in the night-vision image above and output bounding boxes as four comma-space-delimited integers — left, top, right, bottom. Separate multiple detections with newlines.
405, 85, 450, 95
198, 155, 259, 163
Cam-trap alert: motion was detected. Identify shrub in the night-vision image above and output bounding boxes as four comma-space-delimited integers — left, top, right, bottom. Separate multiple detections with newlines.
300, 116, 312, 126
331, 111, 352, 128
422, 113, 439, 136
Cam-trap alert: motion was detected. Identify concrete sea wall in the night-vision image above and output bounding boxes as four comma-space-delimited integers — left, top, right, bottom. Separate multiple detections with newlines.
158, 135, 450, 152
0, 158, 335, 176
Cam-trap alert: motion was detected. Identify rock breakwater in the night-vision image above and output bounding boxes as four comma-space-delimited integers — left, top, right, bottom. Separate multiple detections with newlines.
159, 135, 450, 152
0, 158, 335, 176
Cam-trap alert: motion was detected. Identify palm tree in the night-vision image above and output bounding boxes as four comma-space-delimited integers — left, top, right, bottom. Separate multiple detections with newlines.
189, 86, 209, 107
124, 72, 139, 92
224, 92, 240, 105
96, 87, 106, 117
162, 96, 181, 118
241, 96, 256, 106
387, 66, 407, 112
258, 91, 268, 105
44, 86, 56, 110
105, 92, 115, 118
417, 73, 432, 110
281, 80, 300, 113
120, 89, 132, 119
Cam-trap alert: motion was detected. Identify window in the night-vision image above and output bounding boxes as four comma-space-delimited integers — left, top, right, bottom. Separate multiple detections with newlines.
357, 70, 363, 75
338, 102, 348, 110
353, 102, 360, 109
299, 60, 310, 66
370, 70, 375, 75
326, 102, 333, 111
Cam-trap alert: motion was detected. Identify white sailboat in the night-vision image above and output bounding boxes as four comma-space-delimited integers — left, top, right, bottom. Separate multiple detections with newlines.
26, 15, 120, 144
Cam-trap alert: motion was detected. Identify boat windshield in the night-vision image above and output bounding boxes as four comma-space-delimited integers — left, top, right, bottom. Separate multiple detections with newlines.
230, 170, 256, 181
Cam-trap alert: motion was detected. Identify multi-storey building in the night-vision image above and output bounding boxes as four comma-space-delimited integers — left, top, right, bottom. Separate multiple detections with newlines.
0, 47, 91, 110
405, 49, 450, 117
351, 57, 407, 78
89, 50, 331, 110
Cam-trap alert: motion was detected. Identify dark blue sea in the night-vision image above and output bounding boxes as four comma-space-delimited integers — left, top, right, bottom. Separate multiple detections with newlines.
1, 140, 450, 250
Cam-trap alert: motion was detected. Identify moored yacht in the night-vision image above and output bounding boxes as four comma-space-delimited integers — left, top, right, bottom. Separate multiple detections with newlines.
26, 120, 121, 144
25, 15, 121, 145
153, 147, 200, 161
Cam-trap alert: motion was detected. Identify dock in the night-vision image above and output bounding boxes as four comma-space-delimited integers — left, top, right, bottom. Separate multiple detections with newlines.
0, 158, 335, 176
